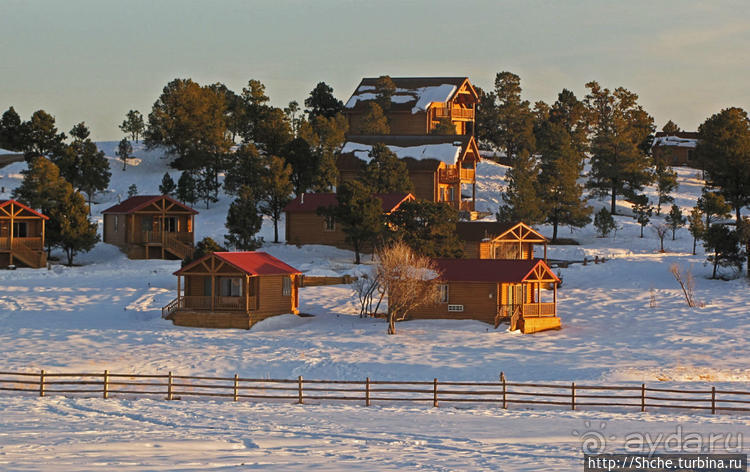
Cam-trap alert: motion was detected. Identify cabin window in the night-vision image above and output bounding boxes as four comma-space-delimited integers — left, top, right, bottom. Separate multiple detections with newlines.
141, 218, 152, 232
324, 215, 336, 232
113, 215, 119, 232
219, 277, 242, 297
282, 277, 292, 296
203, 277, 212, 296
187, 217, 192, 232
12, 222, 27, 238
438, 284, 449, 303
164, 217, 177, 233
448, 187, 455, 202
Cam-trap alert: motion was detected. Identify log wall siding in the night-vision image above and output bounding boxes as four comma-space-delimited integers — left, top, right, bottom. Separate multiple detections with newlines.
285, 213, 348, 248
103, 214, 127, 245
409, 282, 499, 324
348, 111, 430, 135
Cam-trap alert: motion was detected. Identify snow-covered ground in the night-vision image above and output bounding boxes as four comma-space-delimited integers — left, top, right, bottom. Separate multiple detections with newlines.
1, 143, 749, 470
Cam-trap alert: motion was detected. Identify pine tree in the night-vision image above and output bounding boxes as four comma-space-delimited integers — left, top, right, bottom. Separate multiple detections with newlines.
356, 103, 390, 135
51, 184, 99, 266
182, 237, 226, 266
360, 143, 413, 194
223, 143, 265, 198
497, 150, 544, 224
128, 184, 138, 198
177, 171, 198, 204
630, 194, 653, 238
225, 186, 264, 250
284, 101, 300, 136
195, 166, 220, 209
430, 117, 456, 135
475, 87, 500, 149
253, 106, 293, 156
282, 137, 318, 196
374, 76, 396, 114
585, 82, 654, 214
119, 110, 145, 142
704, 224, 743, 279
492, 72, 536, 160
0, 107, 25, 151
159, 172, 176, 196
259, 156, 293, 243
297, 113, 347, 191
21, 110, 66, 162
687, 205, 705, 255
594, 207, 616, 237
665, 204, 686, 240
654, 161, 678, 215
116, 138, 134, 170
697, 189, 731, 229
695, 107, 750, 224
304, 82, 344, 120
661, 120, 681, 134
52, 123, 111, 209
386, 201, 463, 257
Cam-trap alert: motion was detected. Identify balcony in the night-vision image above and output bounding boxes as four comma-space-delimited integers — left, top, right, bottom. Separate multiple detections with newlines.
135, 231, 192, 245
438, 167, 475, 183
180, 296, 247, 312
432, 107, 475, 121
458, 200, 474, 212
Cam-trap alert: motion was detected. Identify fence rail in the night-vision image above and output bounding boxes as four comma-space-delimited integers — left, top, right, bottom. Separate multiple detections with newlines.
0, 370, 748, 415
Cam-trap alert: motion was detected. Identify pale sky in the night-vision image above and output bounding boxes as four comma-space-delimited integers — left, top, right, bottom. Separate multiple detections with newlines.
1, 0, 749, 141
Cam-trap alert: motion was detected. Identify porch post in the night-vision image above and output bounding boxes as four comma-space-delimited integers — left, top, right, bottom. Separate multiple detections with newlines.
210, 275, 215, 311
544, 242, 547, 263
537, 282, 540, 315
245, 275, 249, 313
553, 283, 557, 312
177, 275, 181, 303
8, 208, 13, 265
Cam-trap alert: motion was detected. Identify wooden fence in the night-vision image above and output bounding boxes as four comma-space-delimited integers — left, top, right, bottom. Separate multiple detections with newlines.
1, 370, 749, 414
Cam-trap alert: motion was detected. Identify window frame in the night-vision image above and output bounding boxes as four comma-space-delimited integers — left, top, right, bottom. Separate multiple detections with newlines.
282, 277, 292, 296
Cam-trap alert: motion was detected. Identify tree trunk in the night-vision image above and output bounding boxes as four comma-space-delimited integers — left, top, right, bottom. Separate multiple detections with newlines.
736, 207, 742, 226
66, 248, 74, 266
610, 188, 617, 215
387, 311, 396, 335
672, 228, 676, 240
353, 241, 361, 264
692, 237, 697, 255
640, 225, 644, 238
713, 252, 718, 279
552, 215, 558, 242
273, 217, 279, 243
660, 237, 664, 252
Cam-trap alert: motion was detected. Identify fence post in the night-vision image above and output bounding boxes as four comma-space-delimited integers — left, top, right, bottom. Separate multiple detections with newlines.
571, 382, 576, 411
167, 371, 173, 401
103, 370, 109, 399
711, 386, 716, 415
39, 370, 45, 397
233, 374, 239, 402
501, 373, 507, 409
365, 377, 371, 407
433, 378, 439, 408
298, 376, 304, 404
641, 384, 645, 412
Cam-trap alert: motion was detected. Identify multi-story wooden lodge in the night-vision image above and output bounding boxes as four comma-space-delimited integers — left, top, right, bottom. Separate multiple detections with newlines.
338, 135, 480, 213
456, 221, 548, 260
284, 192, 414, 249
102, 195, 197, 260
162, 251, 301, 329
0, 199, 48, 268
344, 77, 478, 136
410, 258, 561, 334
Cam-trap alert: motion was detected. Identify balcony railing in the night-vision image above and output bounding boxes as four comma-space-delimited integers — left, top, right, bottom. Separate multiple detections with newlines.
135, 231, 192, 245
432, 107, 475, 121
458, 200, 474, 212
438, 167, 459, 183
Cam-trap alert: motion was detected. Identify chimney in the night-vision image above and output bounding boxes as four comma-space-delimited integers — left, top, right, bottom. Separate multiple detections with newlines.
300, 193, 304, 205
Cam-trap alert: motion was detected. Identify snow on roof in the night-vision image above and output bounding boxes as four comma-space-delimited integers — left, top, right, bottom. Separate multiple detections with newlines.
652, 136, 697, 148
344, 83, 458, 114
340, 141, 462, 166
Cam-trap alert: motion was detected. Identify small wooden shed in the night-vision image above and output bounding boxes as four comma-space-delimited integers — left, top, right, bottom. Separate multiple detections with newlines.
409, 258, 561, 334
162, 251, 302, 329
456, 221, 547, 260
0, 199, 48, 268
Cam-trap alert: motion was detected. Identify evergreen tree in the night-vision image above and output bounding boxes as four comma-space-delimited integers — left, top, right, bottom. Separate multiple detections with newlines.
297, 113, 347, 191
661, 120, 681, 134
253, 106, 293, 156
386, 201, 463, 257
116, 138, 134, 170
703, 224, 743, 279
374, 75, 396, 114
356, 102, 389, 135
259, 156, 293, 243
497, 150, 544, 224
52, 123, 111, 209
549, 89, 589, 154
695, 107, 750, 224
738, 217, 750, 278
360, 143, 412, 194
630, 194, 653, 238
282, 137, 318, 196
12, 157, 66, 219
195, 165, 220, 209
430, 117, 456, 135
665, 204, 686, 240
21, 110, 66, 162
304, 82, 344, 120
491, 71, 536, 160
697, 189, 731, 229
585, 81, 654, 214
223, 143, 266, 198
0, 106, 25, 151
225, 185, 264, 250
594, 207, 616, 237
128, 184, 138, 198
182, 237, 226, 266
176, 171, 198, 204
475, 87, 500, 149
284, 101, 300, 136
687, 205, 705, 255
119, 110, 145, 142
52, 184, 99, 266
654, 157, 678, 214
321, 180, 383, 264
159, 172, 176, 196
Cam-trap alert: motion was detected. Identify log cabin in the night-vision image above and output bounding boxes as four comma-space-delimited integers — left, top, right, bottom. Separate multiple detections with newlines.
338, 135, 480, 214
651, 131, 698, 167
409, 258, 561, 334
456, 221, 548, 260
162, 251, 302, 329
344, 77, 478, 136
102, 195, 197, 260
0, 199, 48, 268
284, 192, 414, 249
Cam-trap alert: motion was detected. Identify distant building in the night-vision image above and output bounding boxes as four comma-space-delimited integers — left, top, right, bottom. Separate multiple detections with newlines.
456, 221, 548, 260
163, 251, 302, 329
102, 195, 197, 260
0, 199, 48, 268
651, 131, 698, 167
284, 192, 414, 249
409, 258, 561, 334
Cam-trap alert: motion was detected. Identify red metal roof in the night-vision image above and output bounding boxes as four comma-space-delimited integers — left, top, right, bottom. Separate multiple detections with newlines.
0, 200, 49, 220
284, 192, 414, 213
102, 195, 198, 214
432, 258, 559, 284
175, 251, 301, 276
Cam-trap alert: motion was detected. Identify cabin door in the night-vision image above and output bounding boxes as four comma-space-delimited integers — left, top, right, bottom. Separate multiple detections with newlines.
508, 284, 524, 330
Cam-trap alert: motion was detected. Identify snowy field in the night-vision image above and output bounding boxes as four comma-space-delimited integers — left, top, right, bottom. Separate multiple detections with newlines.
1, 143, 749, 470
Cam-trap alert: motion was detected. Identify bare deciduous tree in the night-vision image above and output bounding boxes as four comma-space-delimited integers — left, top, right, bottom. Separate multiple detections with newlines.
351, 272, 381, 318
653, 223, 669, 252
670, 263, 696, 308
376, 241, 441, 335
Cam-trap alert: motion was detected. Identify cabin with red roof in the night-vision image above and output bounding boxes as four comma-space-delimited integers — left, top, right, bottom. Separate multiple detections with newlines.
0, 199, 48, 268
456, 221, 548, 260
162, 251, 302, 329
343, 77, 478, 136
338, 135, 480, 214
102, 195, 198, 260
284, 192, 414, 249
410, 258, 561, 334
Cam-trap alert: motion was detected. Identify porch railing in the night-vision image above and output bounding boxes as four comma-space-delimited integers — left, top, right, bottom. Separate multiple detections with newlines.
432, 107, 475, 120
169, 296, 247, 313
521, 303, 556, 317
0, 237, 44, 251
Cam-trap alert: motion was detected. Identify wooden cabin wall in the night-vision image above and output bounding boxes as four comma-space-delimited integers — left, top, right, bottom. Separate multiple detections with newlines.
285, 213, 347, 247
409, 281, 498, 324
257, 275, 297, 315
409, 170, 438, 201
347, 111, 429, 135
103, 214, 127, 245
492, 242, 534, 260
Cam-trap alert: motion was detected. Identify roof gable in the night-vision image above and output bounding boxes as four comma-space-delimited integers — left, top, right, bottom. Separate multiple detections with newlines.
102, 195, 198, 215
0, 200, 49, 220
344, 77, 475, 113
175, 251, 300, 276
284, 192, 415, 213
457, 221, 546, 243
433, 258, 559, 284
